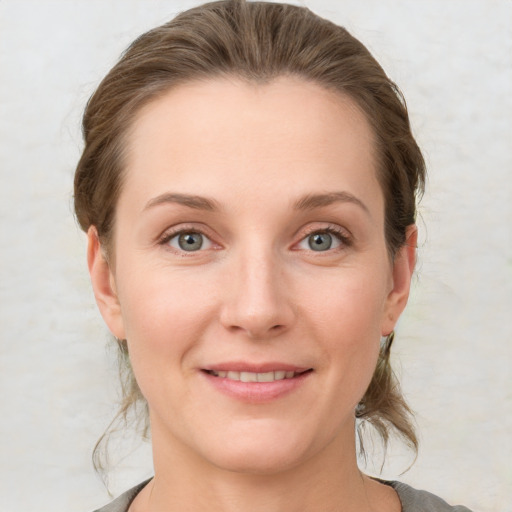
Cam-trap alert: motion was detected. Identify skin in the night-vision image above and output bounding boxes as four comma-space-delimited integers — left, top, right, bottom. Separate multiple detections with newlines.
88, 77, 416, 512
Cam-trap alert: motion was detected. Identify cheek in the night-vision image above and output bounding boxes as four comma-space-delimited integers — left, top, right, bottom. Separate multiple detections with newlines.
302, 264, 389, 338
302, 267, 388, 393
115, 266, 219, 385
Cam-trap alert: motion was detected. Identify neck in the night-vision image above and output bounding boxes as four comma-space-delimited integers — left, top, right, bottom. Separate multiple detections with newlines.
137, 420, 379, 512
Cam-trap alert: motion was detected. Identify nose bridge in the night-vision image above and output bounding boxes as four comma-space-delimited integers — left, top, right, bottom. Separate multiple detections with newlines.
221, 238, 292, 338
241, 245, 278, 305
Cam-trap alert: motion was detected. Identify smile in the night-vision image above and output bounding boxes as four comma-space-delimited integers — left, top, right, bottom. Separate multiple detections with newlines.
205, 369, 310, 382
202, 366, 313, 403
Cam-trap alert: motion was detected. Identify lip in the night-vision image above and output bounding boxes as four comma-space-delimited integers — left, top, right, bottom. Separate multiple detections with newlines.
200, 361, 313, 403
202, 361, 311, 373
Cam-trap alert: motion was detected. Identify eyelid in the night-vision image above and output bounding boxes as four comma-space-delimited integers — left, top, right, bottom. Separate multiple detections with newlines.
157, 223, 220, 252
294, 224, 352, 251
168, 232, 214, 251
155, 222, 352, 253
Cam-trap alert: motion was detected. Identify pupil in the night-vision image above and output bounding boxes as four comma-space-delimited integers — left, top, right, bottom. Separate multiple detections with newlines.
178, 233, 203, 251
309, 233, 332, 251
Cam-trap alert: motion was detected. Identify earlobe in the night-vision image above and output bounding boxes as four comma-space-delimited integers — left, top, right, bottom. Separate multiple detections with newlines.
381, 225, 418, 336
87, 227, 126, 339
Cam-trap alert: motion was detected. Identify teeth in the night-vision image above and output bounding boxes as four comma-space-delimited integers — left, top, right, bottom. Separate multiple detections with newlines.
240, 371, 257, 382
257, 371, 274, 382
210, 370, 304, 382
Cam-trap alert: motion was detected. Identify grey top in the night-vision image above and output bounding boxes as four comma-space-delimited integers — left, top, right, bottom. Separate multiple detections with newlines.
92, 479, 474, 512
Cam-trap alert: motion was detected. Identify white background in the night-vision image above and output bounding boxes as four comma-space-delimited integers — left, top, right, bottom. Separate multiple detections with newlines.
0, 1, 511, 511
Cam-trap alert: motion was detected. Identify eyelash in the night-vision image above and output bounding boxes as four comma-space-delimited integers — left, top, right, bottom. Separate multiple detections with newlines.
157, 224, 352, 253
297, 225, 352, 251
158, 225, 216, 254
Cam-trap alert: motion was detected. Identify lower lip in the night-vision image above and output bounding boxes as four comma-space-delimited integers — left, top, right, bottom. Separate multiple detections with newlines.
201, 371, 312, 403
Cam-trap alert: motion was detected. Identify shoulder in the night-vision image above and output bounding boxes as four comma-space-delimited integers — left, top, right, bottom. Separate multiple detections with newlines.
390, 481, 474, 512
91, 479, 151, 512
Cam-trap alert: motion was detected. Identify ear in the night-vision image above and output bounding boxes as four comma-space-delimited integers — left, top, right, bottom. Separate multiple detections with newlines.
381, 225, 418, 336
87, 226, 126, 340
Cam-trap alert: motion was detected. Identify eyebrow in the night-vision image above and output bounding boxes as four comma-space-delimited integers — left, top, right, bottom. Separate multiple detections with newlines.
293, 191, 370, 216
143, 193, 220, 212
143, 190, 370, 216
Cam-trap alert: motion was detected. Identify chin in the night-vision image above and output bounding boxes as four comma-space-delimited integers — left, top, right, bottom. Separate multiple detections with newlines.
194, 420, 323, 475
208, 445, 306, 475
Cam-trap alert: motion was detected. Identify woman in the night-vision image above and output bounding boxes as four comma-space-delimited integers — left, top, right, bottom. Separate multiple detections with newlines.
74, 1, 472, 511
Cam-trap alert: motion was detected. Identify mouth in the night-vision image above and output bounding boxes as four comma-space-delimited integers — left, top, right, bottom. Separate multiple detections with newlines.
201, 365, 313, 402
203, 368, 313, 382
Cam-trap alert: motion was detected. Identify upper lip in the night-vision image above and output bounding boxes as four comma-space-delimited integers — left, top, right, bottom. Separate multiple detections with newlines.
201, 362, 312, 373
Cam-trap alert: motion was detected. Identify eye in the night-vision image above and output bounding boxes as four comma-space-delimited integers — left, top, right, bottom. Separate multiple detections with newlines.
297, 228, 348, 252
307, 232, 337, 251
167, 231, 213, 252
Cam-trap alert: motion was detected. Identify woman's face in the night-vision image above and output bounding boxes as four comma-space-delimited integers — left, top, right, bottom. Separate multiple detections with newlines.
89, 77, 415, 474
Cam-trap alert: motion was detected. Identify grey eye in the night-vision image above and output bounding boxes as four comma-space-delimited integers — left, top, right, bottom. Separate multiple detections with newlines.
167, 230, 214, 252
308, 232, 333, 251
177, 232, 204, 251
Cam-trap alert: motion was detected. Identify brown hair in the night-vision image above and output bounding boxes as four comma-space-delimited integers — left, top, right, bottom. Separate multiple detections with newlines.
74, 0, 425, 475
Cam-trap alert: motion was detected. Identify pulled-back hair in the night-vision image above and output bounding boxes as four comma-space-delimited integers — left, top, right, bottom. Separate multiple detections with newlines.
74, 0, 425, 476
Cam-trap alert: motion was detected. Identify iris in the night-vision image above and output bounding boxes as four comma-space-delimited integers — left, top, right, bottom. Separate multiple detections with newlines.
308, 232, 333, 251
178, 232, 203, 251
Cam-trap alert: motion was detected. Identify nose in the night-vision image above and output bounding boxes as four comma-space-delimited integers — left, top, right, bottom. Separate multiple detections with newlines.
219, 248, 295, 340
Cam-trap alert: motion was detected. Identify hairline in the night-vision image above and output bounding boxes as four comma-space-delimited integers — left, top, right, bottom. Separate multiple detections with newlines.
100, 73, 390, 262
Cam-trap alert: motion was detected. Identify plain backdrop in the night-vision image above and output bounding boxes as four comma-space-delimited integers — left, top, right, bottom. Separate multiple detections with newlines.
0, 1, 511, 511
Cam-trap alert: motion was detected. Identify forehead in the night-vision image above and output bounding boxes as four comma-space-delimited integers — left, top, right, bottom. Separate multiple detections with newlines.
121, 76, 381, 214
